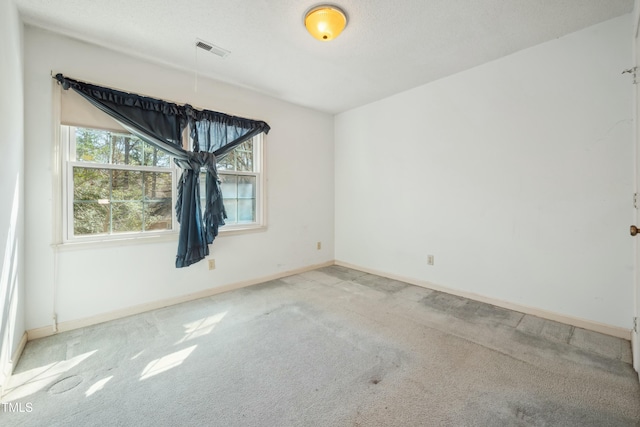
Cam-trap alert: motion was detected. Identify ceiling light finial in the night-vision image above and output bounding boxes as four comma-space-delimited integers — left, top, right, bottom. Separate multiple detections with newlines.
304, 5, 347, 42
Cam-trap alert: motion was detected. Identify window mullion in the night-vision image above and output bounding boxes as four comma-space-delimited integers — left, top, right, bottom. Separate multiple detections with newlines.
109, 170, 113, 235
142, 171, 146, 232
218, 170, 258, 177
68, 161, 168, 174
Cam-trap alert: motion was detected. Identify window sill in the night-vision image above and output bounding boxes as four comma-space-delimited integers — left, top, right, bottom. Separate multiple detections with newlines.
53, 224, 267, 251
218, 223, 267, 237
54, 231, 180, 251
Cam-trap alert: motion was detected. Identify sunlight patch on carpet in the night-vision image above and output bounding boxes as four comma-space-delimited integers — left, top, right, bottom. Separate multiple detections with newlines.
85, 375, 113, 397
2, 350, 97, 401
140, 346, 196, 381
177, 311, 227, 344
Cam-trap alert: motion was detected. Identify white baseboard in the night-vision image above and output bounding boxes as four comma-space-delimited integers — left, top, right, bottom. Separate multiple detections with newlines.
26, 259, 631, 342
11, 332, 27, 370
27, 260, 334, 341
335, 260, 631, 340
632, 330, 639, 373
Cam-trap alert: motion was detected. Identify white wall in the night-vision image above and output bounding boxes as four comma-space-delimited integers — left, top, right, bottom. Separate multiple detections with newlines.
24, 27, 334, 330
335, 15, 634, 329
0, 0, 25, 385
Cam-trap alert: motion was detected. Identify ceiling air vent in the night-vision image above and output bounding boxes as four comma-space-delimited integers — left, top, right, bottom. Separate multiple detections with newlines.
195, 39, 230, 59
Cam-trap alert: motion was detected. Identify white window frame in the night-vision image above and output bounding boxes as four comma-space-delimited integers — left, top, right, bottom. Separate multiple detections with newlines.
61, 125, 179, 243
215, 132, 266, 234
59, 126, 267, 246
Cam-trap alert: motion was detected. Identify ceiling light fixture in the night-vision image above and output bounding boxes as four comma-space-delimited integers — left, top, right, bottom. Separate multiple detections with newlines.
304, 5, 347, 42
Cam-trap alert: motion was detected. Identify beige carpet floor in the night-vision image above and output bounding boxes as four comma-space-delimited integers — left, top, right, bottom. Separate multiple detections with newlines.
2, 266, 639, 426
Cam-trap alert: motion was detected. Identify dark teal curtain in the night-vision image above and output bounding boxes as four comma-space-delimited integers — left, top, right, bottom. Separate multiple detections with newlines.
56, 75, 187, 157
55, 74, 270, 268
188, 108, 270, 252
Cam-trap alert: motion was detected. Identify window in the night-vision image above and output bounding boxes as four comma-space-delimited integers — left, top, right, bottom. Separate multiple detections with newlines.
62, 126, 265, 242
200, 135, 264, 226
62, 126, 177, 241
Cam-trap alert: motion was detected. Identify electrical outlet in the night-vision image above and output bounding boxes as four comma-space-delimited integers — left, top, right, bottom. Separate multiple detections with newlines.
427, 255, 434, 265
317, 241, 322, 250
208, 259, 216, 270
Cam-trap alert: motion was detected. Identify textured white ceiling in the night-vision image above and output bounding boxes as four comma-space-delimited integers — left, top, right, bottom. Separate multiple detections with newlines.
15, 0, 633, 114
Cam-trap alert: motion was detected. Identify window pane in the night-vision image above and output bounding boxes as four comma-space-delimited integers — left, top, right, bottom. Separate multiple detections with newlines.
143, 144, 171, 167
235, 140, 254, 172
217, 173, 257, 225
112, 170, 143, 200
75, 128, 111, 164
237, 176, 256, 198
72, 167, 176, 236
199, 171, 207, 199
112, 134, 143, 166
237, 199, 255, 223
75, 127, 172, 168
144, 201, 172, 231
217, 152, 235, 171
215, 139, 254, 172
224, 199, 237, 223
74, 167, 110, 201
220, 175, 237, 198
144, 171, 172, 200
111, 202, 143, 233
73, 202, 109, 235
